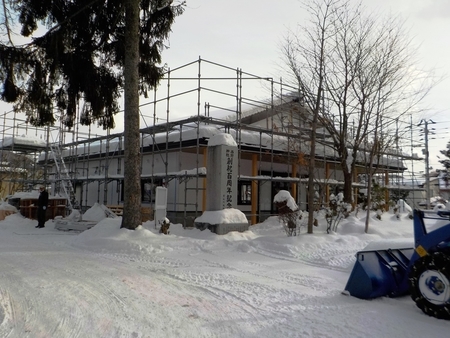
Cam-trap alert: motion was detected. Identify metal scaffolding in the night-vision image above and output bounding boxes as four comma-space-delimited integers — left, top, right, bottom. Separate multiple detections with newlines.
0, 58, 422, 225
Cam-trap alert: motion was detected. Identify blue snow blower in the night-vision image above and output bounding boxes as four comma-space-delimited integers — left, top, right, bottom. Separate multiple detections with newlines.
344, 209, 450, 319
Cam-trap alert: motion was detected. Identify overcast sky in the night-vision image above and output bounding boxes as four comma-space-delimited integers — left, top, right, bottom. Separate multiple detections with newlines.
1, 0, 449, 172
160, 0, 450, 172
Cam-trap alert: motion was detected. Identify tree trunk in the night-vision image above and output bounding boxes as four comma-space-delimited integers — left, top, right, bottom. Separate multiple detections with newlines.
307, 169, 315, 233
342, 170, 353, 205
364, 173, 373, 233
121, 0, 141, 229
307, 119, 318, 234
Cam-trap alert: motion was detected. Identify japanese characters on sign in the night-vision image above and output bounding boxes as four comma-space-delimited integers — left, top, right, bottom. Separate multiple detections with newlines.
225, 149, 234, 208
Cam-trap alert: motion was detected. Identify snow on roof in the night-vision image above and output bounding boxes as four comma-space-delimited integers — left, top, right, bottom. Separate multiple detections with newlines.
141, 167, 207, 179
7, 191, 66, 200
208, 133, 237, 147
215, 93, 301, 122
35, 104, 408, 170
146, 124, 289, 152
0, 135, 47, 149
42, 122, 407, 173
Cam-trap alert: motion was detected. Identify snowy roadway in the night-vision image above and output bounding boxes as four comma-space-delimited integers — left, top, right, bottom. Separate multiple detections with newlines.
0, 213, 449, 337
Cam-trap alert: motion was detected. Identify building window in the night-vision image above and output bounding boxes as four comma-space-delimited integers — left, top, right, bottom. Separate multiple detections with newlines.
238, 181, 252, 205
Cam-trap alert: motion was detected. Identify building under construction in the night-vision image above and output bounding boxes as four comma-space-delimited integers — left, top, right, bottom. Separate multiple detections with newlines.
0, 58, 422, 226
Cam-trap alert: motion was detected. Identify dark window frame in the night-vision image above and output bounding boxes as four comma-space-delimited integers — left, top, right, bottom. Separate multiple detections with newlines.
238, 180, 252, 205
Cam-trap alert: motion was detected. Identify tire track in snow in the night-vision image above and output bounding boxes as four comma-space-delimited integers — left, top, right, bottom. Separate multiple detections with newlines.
105, 246, 337, 296
71, 244, 360, 337
200, 256, 337, 295
103, 253, 268, 336
0, 289, 16, 337
0, 264, 48, 338
43, 262, 130, 338
0, 250, 130, 338
151, 263, 309, 320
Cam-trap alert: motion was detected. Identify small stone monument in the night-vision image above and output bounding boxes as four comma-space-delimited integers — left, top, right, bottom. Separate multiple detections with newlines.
195, 133, 249, 235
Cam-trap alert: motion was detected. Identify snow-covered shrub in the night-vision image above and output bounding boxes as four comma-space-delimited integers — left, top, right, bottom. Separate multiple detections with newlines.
325, 193, 351, 233
159, 217, 171, 235
375, 209, 383, 220
392, 199, 411, 219
274, 190, 300, 236
392, 205, 400, 219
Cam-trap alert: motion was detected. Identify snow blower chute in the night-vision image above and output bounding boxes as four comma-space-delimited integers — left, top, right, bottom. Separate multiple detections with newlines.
344, 209, 450, 319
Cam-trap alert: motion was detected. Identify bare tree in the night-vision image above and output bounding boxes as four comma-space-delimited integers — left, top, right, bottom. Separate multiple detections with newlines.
0, 0, 15, 45
282, 0, 432, 224
282, 0, 341, 233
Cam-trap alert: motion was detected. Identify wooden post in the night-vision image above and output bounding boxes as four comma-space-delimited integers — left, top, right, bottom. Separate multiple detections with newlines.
291, 162, 297, 202
353, 169, 358, 208
202, 147, 207, 212
251, 154, 258, 225
385, 170, 389, 211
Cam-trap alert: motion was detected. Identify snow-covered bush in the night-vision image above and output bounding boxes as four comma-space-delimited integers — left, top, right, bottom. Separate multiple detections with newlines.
375, 208, 383, 220
325, 193, 351, 233
392, 205, 400, 219
159, 217, 171, 235
274, 190, 300, 236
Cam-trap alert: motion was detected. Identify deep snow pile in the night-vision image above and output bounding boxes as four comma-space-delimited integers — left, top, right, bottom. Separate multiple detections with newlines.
0, 204, 449, 337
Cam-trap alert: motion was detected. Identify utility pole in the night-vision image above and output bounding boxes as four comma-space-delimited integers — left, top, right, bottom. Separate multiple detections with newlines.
419, 119, 435, 210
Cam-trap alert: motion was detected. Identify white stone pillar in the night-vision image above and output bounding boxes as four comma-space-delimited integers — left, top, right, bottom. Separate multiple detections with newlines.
195, 133, 249, 235
206, 133, 238, 211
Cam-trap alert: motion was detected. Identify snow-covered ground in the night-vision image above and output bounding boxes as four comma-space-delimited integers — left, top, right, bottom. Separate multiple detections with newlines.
0, 203, 449, 337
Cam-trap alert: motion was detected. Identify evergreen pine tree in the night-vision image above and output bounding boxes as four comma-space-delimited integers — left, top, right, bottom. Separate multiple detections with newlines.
0, 0, 185, 229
